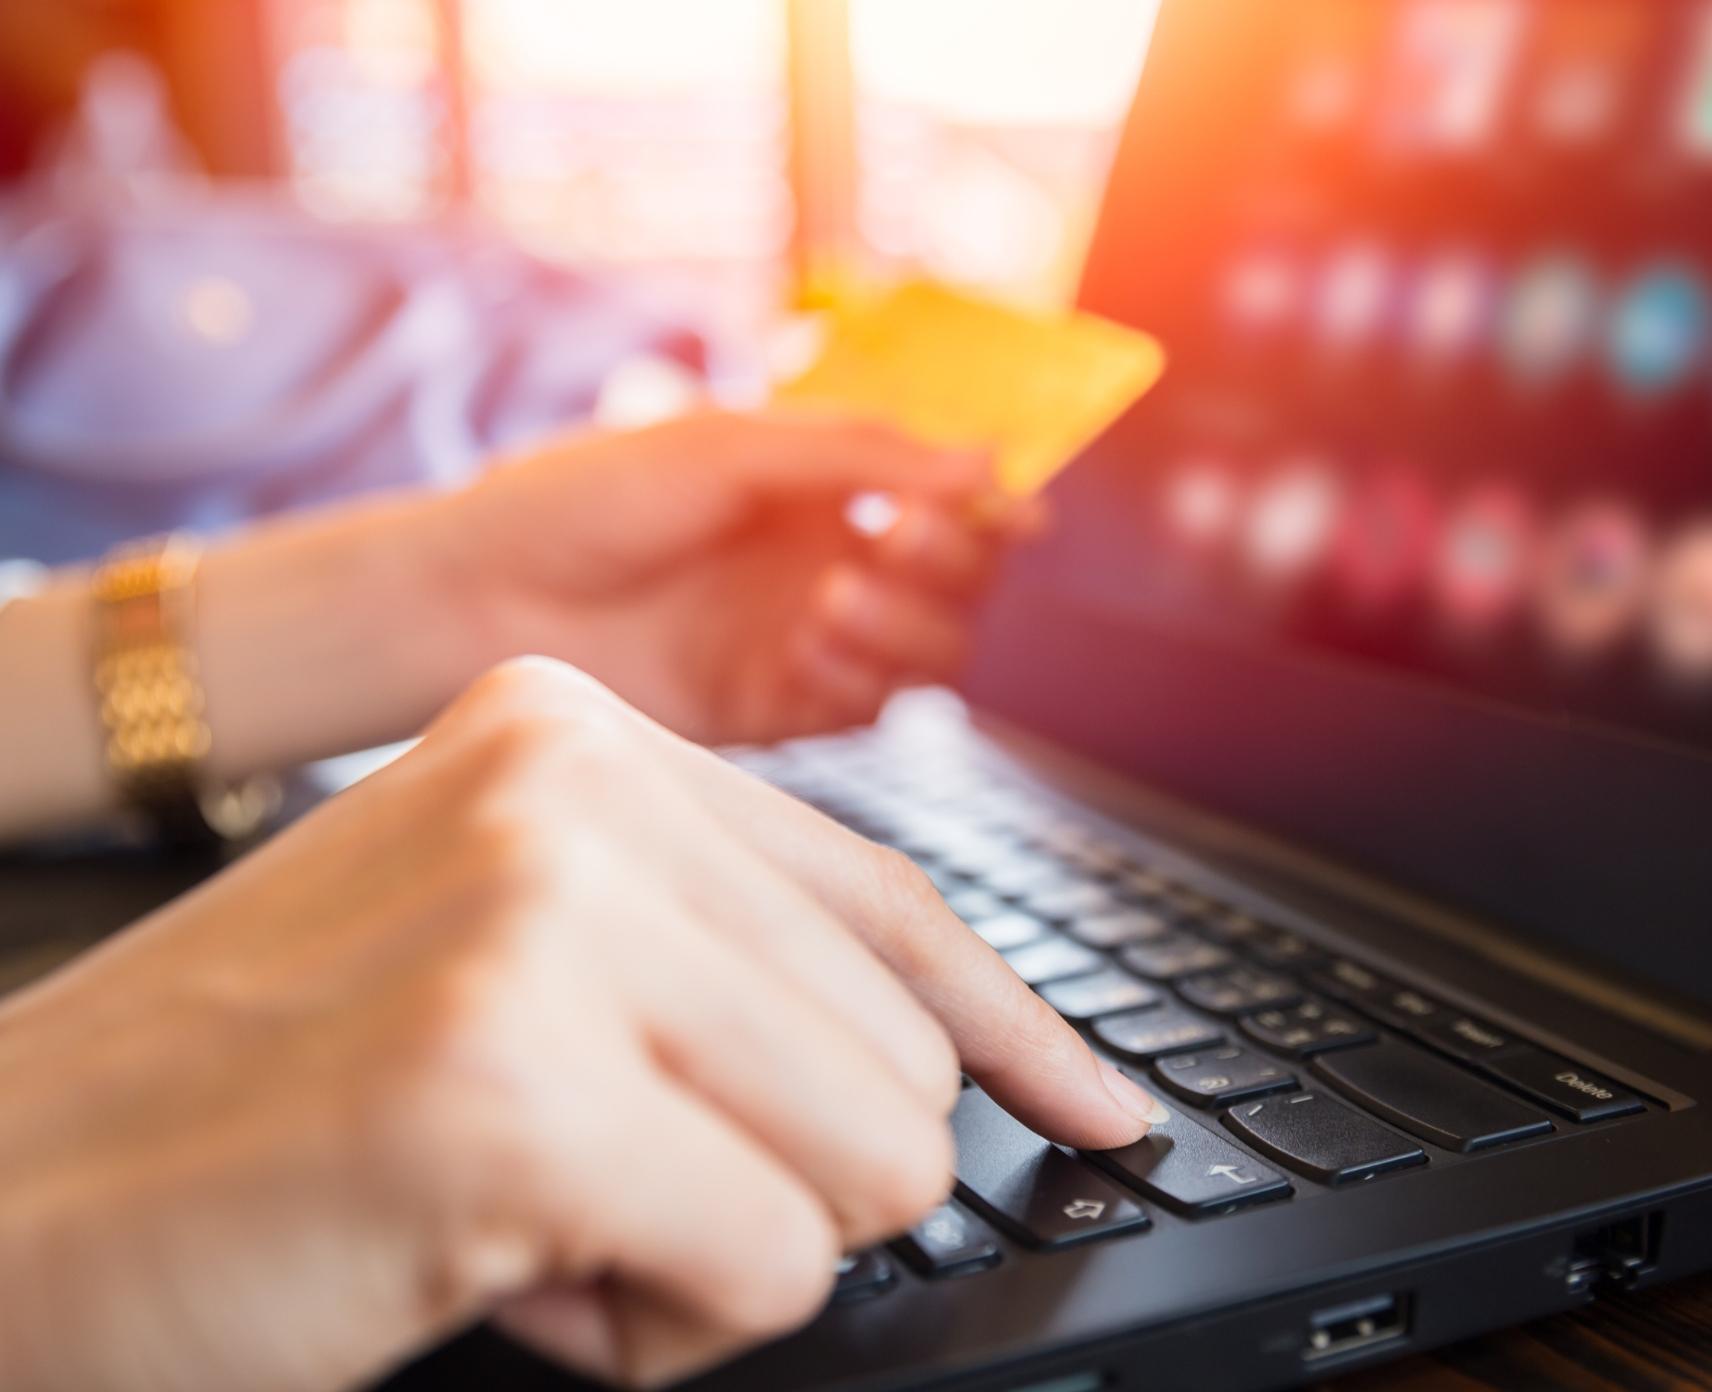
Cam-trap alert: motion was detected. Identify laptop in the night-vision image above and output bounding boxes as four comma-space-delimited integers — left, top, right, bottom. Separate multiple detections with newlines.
417, 0, 1708, 1387
4, 5, 1708, 1389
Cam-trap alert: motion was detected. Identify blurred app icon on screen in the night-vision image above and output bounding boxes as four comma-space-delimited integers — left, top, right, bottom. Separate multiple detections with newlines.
1382, 0, 1527, 153
1223, 248, 1302, 334
1245, 458, 1344, 582
1678, 3, 1712, 157
1335, 464, 1440, 613
1434, 483, 1536, 635
1284, 0, 1385, 133
1406, 250, 1495, 363
1166, 458, 1242, 545
1529, 1, 1647, 146
1499, 253, 1602, 386
1606, 265, 1710, 398
1315, 241, 1394, 349
1536, 500, 1652, 661
1650, 522, 1712, 686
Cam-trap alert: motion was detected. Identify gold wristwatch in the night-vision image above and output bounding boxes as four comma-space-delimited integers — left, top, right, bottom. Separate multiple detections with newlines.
92, 536, 274, 842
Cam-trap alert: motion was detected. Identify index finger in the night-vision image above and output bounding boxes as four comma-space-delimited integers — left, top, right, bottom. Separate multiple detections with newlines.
819, 849, 1169, 1152
649, 721, 1168, 1151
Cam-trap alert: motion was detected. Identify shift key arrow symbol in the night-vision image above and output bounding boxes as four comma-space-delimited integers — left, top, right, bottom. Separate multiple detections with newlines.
1208, 1163, 1258, 1185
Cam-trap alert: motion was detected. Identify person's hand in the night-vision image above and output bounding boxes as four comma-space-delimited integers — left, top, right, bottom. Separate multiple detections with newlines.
0, 408, 1033, 840
0, 659, 1165, 1392
431, 409, 1035, 745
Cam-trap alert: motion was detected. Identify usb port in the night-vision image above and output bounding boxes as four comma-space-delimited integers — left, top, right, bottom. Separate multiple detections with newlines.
1303, 1293, 1409, 1362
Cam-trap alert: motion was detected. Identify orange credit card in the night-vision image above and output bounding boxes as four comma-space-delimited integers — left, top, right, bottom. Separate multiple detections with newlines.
776, 281, 1167, 496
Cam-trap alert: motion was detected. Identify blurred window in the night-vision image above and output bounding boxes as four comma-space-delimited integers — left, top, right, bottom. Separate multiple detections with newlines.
268, 0, 1159, 316
849, 0, 1160, 306
273, 0, 450, 220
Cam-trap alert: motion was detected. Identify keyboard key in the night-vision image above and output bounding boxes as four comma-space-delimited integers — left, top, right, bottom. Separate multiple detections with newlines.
933, 835, 1029, 878
1223, 1091, 1427, 1185
922, 862, 968, 895
1089, 1110, 1292, 1215
1197, 908, 1267, 945
882, 828, 943, 860
833, 1251, 897, 1303
893, 1202, 1002, 1278
1117, 868, 1172, 900
1055, 841, 1131, 877
945, 887, 1008, 923
1245, 929, 1326, 970
1242, 1000, 1375, 1056
1003, 936, 1105, 985
970, 911, 1049, 951
1040, 968, 1163, 1022
1035, 824, 1101, 860
983, 860, 1071, 897
1022, 880, 1123, 921
1154, 1044, 1298, 1107
1315, 1039, 1554, 1153
1479, 1049, 1644, 1123
1310, 965, 1496, 1052
1311, 958, 1396, 1005
1120, 935, 1234, 980
1093, 1006, 1224, 1061
1414, 1011, 1518, 1064
1065, 908, 1174, 949
1161, 886, 1220, 919
1367, 985, 1447, 1033
952, 1091, 1150, 1248
1176, 966, 1302, 1016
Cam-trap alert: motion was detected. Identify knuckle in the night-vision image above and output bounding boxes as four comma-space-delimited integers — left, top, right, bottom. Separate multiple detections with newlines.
450, 660, 638, 763
1036, 1002, 1100, 1083
464, 655, 602, 717
445, 673, 640, 814
908, 1023, 965, 1115
870, 844, 937, 909
717, 1192, 839, 1337
861, 846, 950, 973
858, 1120, 955, 1236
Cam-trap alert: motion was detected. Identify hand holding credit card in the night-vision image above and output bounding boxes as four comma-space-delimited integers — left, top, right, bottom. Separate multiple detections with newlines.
775, 281, 1167, 498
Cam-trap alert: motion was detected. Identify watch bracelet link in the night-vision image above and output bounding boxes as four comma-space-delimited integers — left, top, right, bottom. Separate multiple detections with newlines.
91, 536, 271, 843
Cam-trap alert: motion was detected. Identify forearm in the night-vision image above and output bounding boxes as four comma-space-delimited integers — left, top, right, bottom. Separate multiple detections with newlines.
0, 491, 493, 842
195, 492, 489, 784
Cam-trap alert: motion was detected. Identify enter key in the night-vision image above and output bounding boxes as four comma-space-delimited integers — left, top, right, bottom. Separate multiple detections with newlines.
1087, 1110, 1293, 1216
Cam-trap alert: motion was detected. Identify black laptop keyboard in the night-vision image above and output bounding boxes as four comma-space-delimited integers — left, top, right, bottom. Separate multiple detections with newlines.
728, 710, 1652, 1295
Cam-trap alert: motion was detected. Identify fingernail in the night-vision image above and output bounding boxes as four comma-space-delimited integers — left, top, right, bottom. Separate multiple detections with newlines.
1100, 1059, 1171, 1129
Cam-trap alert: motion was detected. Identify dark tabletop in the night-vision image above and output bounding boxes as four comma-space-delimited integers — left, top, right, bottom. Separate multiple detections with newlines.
4, 845, 1709, 1392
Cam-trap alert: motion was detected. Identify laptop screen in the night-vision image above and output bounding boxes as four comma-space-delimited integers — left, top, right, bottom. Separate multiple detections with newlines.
967, 0, 1712, 1013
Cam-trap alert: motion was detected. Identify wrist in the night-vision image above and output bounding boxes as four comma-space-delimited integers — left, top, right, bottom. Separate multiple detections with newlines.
195, 490, 503, 778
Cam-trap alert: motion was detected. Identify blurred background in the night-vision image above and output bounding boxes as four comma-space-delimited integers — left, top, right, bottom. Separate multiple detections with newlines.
0, 0, 1158, 564
0, 0, 1159, 341
4, 0, 1712, 710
